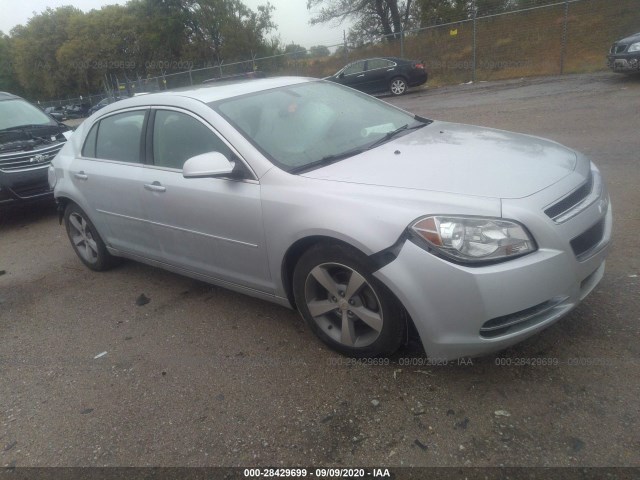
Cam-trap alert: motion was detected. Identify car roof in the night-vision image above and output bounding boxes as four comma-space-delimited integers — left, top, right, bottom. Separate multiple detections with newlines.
0, 91, 21, 101
117, 76, 314, 108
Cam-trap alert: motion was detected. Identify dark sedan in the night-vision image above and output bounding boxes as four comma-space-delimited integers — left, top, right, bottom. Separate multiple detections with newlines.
607, 32, 640, 74
88, 96, 123, 116
326, 57, 427, 96
44, 106, 66, 121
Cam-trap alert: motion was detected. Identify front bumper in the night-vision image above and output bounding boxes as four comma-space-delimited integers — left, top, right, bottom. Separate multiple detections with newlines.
0, 165, 53, 206
607, 54, 640, 73
375, 188, 612, 360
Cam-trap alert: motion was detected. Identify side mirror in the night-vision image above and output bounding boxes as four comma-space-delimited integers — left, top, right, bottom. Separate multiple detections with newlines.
183, 152, 235, 178
338, 72, 345, 79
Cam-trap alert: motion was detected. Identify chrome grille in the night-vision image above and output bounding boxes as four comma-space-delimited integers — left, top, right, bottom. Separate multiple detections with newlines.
0, 143, 64, 172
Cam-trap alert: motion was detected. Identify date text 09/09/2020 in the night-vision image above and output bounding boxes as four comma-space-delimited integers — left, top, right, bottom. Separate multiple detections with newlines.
243, 468, 392, 478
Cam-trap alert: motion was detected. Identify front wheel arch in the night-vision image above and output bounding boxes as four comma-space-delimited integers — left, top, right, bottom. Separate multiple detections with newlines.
281, 236, 366, 309
292, 242, 407, 357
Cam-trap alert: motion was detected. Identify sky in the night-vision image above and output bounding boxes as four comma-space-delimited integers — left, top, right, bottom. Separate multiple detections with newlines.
0, 0, 352, 49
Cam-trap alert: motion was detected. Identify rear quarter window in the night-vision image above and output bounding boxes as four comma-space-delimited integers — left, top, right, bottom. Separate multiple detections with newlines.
82, 123, 98, 158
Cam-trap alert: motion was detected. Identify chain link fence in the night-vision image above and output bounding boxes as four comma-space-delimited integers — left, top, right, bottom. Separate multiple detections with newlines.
38, 0, 639, 108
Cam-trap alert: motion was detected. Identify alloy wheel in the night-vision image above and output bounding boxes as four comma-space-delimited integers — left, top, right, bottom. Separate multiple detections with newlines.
304, 262, 383, 348
68, 212, 99, 264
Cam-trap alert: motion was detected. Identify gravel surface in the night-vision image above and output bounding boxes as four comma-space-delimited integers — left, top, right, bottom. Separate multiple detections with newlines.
1, 72, 639, 468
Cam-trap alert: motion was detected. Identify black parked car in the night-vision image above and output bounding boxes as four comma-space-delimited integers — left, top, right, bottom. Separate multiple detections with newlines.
44, 106, 66, 121
64, 103, 91, 119
326, 57, 428, 96
607, 31, 640, 74
88, 96, 123, 116
0, 92, 72, 207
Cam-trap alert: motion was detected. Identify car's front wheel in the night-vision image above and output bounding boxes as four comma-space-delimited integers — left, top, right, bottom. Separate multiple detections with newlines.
64, 203, 118, 271
389, 77, 408, 96
293, 243, 405, 357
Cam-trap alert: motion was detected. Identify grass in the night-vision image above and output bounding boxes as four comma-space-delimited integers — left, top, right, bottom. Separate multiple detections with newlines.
279, 0, 639, 87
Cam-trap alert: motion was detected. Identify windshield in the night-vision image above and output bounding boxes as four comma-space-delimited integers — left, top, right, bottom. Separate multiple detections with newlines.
212, 81, 425, 172
0, 98, 56, 131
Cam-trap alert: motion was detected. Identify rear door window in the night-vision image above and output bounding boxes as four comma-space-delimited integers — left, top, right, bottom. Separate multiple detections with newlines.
94, 111, 146, 163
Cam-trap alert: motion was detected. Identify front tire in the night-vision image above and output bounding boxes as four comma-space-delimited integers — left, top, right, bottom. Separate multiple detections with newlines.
293, 243, 405, 357
64, 203, 118, 271
389, 77, 408, 96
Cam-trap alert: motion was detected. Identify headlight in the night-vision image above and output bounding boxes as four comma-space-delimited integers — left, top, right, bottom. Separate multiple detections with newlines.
629, 42, 640, 53
410, 216, 536, 265
48, 164, 57, 189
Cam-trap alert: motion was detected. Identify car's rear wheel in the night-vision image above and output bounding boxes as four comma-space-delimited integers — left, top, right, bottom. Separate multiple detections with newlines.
293, 243, 405, 357
64, 203, 118, 271
389, 77, 408, 96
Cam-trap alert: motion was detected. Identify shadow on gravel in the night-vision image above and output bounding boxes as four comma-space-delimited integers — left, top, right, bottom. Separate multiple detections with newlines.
602, 72, 640, 85
0, 200, 57, 232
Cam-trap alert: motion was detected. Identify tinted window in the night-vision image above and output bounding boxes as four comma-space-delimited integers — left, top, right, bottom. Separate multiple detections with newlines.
82, 123, 98, 158
95, 111, 145, 163
367, 59, 394, 70
343, 61, 365, 75
152, 110, 231, 170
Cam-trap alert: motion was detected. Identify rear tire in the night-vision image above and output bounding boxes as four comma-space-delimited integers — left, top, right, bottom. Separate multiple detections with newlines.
64, 203, 118, 271
293, 243, 405, 357
389, 77, 408, 96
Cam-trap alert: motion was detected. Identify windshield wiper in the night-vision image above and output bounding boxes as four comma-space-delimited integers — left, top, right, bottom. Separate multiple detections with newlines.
289, 146, 367, 174
366, 121, 428, 150
0, 124, 56, 134
288, 118, 432, 175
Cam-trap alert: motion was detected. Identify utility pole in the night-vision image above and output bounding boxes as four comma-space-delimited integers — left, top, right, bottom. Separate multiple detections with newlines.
343, 30, 348, 63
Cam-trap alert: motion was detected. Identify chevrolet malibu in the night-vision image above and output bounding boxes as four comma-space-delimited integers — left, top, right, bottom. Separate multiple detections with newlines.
49, 77, 612, 360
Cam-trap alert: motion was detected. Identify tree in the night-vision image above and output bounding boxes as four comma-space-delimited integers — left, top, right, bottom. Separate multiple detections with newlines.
11, 6, 83, 98
0, 33, 19, 93
307, 0, 416, 41
5, 0, 277, 100
285, 43, 308, 59
415, 0, 467, 25
166, 0, 276, 64
309, 45, 331, 57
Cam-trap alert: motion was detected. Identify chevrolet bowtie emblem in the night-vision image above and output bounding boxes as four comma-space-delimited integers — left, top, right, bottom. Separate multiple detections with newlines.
30, 154, 48, 163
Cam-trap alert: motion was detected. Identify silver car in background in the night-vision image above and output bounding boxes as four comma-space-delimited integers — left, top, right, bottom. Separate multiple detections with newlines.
49, 77, 612, 359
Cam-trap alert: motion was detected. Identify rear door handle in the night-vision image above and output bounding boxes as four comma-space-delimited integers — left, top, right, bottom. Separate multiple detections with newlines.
357, 74, 365, 77
144, 181, 166, 193
74, 171, 88, 180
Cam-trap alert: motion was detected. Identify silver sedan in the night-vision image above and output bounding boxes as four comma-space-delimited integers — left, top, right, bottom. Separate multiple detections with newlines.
49, 77, 612, 359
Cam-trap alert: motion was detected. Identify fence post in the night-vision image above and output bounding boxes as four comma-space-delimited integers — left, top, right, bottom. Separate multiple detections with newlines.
400, 29, 404, 58
560, 0, 569, 74
472, 0, 477, 83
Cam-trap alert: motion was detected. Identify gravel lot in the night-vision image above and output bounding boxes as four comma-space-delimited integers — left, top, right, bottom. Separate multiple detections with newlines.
1, 72, 639, 469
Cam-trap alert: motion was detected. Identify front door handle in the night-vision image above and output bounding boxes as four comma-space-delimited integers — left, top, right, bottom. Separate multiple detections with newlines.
144, 181, 166, 193
357, 74, 365, 77
74, 171, 88, 180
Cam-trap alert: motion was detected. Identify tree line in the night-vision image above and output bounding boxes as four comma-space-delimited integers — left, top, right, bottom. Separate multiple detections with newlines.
0, 0, 563, 100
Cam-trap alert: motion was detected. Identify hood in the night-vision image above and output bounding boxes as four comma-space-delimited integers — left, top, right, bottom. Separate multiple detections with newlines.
302, 121, 578, 199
